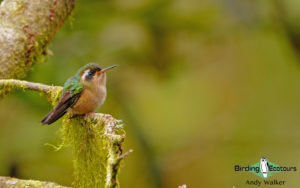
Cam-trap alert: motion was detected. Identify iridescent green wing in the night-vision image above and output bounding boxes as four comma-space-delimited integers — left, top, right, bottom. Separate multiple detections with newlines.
40, 76, 83, 125
62, 76, 84, 97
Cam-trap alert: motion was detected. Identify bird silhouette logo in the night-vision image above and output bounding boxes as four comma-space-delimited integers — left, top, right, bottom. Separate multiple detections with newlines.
260, 157, 269, 179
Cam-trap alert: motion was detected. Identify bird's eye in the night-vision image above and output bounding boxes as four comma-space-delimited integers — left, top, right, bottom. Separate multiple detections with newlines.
88, 71, 94, 76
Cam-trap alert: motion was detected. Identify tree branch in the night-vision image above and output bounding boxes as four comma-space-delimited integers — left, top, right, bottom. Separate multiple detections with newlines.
0, 0, 75, 79
0, 79, 62, 103
0, 176, 69, 188
0, 79, 59, 93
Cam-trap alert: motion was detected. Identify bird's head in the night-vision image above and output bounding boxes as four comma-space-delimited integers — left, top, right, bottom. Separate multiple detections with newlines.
260, 157, 268, 163
78, 63, 117, 87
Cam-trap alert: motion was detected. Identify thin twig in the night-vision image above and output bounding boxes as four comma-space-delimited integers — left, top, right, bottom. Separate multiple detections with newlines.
118, 149, 133, 160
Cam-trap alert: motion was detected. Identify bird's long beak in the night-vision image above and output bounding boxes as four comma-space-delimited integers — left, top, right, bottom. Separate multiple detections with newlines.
97, 65, 117, 74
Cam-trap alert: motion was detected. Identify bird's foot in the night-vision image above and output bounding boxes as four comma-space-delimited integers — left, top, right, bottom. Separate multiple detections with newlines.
84, 112, 95, 121
69, 114, 82, 119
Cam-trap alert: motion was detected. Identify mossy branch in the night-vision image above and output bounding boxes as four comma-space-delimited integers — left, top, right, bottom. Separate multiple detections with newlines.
0, 78, 61, 93
0, 79, 62, 104
0, 79, 129, 188
0, 176, 70, 188
0, 0, 75, 79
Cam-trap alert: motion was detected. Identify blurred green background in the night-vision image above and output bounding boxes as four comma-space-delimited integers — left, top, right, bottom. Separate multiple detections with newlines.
1, 0, 300, 187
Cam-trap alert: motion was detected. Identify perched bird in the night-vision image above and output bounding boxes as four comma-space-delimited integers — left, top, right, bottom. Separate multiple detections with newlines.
41, 63, 116, 125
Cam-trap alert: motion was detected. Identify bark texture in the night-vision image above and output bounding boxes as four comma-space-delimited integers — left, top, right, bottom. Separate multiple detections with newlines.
0, 0, 75, 79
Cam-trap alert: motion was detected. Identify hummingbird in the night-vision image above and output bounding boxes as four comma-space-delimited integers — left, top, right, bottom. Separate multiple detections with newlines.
41, 63, 117, 125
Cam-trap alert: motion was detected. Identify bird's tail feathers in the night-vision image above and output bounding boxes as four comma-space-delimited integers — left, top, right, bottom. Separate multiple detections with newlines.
41, 109, 67, 125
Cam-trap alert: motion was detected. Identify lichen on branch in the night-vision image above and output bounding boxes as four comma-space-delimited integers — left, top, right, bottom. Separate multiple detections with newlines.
0, 0, 75, 79
0, 176, 70, 188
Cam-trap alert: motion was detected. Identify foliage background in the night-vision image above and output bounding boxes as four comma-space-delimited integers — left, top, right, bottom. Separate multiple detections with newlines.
1, 0, 300, 187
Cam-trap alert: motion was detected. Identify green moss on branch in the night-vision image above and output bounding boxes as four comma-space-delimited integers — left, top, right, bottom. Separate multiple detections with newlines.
61, 113, 126, 188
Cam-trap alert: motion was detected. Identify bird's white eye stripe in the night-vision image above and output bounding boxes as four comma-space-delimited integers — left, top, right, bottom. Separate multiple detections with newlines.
81, 69, 90, 80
